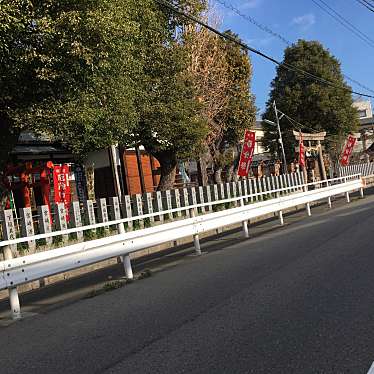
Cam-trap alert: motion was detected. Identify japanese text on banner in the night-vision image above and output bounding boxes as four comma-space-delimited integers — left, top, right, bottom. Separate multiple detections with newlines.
340, 135, 356, 166
53, 164, 71, 221
238, 130, 256, 177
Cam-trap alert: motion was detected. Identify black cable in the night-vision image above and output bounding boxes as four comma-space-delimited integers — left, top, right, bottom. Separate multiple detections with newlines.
355, 0, 374, 13
311, 0, 374, 48
315, 0, 374, 44
155, 0, 374, 99
215, 0, 291, 46
362, 0, 374, 6
215, 0, 374, 95
343, 75, 374, 96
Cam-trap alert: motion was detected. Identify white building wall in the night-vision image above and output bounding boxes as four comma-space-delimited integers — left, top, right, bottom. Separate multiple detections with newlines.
353, 100, 373, 119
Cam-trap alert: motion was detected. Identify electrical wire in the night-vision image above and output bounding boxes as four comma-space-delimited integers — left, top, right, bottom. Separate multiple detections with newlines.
155, 0, 374, 99
215, 0, 291, 46
311, 0, 374, 48
354, 0, 374, 13
343, 75, 374, 95
215, 0, 374, 95
280, 112, 321, 134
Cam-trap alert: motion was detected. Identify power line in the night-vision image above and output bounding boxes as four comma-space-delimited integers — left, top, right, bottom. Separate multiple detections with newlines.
155, 0, 374, 98
311, 0, 374, 48
215, 0, 291, 46
215, 0, 374, 95
312, 0, 374, 45
343, 75, 374, 95
280, 112, 320, 134
354, 0, 374, 13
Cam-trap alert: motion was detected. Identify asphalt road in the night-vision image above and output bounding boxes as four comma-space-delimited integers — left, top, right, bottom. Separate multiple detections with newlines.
1, 194, 374, 373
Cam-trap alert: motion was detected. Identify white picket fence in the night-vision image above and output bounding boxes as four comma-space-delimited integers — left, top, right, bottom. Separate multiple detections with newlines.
337, 162, 374, 177
0, 173, 365, 319
0, 172, 307, 257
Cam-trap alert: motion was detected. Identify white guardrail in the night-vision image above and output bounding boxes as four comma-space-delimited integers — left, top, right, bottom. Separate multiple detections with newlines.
0, 174, 365, 319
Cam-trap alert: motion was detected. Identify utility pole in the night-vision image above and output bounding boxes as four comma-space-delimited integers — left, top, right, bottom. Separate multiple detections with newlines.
108, 145, 123, 197
273, 101, 287, 174
264, 102, 288, 174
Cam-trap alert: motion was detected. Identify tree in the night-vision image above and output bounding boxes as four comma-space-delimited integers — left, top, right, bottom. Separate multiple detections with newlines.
212, 31, 256, 183
262, 40, 359, 162
136, 44, 208, 190
0, 0, 142, 204
183, 12, 230, 185
133, 0, 209, 190
183, 19, 256, 184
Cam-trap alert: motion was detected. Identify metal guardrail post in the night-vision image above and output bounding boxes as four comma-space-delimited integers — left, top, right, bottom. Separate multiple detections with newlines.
122, 253, 133, 280
327, 197, 332, 209
118, 223, 133, 279
360, 186, 364, 198
3, 245, 21, 319
306, 202, 312, 217
325, 180, 332, 208
240, 198, 249, 238
343, 177, 350, 203
110, 196, 134, 280
190, 208, 201, 256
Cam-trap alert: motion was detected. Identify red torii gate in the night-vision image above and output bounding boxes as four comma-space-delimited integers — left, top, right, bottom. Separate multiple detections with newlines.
3, 161, 54, 210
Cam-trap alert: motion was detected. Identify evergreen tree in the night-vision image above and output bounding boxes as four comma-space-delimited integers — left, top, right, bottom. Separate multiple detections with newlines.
262, 40, 359, 161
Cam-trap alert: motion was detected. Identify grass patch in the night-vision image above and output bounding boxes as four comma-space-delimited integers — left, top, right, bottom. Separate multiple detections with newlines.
138, 268, 152, 280
103, 280, 125, 291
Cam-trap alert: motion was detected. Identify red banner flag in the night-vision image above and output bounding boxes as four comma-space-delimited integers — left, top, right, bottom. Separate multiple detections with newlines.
53, 164, 71, 221
340, 135, 357, 166
299, 132, 305, 168
238, 130, 256, 177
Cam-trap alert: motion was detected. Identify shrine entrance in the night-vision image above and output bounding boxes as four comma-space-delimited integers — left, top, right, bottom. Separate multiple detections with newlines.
3, 162, 54, 212
293, 131, 327, 183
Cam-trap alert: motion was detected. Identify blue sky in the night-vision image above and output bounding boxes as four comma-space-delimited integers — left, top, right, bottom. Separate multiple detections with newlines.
214, 0, 374, 115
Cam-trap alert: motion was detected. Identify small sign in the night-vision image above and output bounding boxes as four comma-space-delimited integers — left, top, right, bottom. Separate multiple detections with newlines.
74, 165, 88, 203
53, 164, 71, 221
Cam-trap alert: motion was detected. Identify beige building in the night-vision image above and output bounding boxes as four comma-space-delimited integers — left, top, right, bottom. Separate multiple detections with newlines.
253, 121, 267, 157
353, 99, 373, 120
352, 99, 374, 160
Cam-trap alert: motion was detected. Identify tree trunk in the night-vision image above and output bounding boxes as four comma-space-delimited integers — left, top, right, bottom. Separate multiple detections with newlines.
232, 144, 241, 182
197, 158, 208, 186
214, 167, 223, 184
225, 164, 235, 182
0, 115, 21, 208
155, 152, 177, 191
197, 149, 211, 186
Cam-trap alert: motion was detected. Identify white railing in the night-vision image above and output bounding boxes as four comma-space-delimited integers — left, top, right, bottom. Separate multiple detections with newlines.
0, 174, 364, 319
338, 162, 374, 177
0, 172, 307, 258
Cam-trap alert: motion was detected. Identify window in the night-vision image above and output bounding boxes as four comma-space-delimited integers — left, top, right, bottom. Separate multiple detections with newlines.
358, 110, 367, 118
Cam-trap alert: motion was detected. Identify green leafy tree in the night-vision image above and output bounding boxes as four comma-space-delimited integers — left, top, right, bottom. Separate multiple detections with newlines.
136, 45, 208, 190
262, 40, 359, 161
133, 0, 209, 190
0, 0, 141, 203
